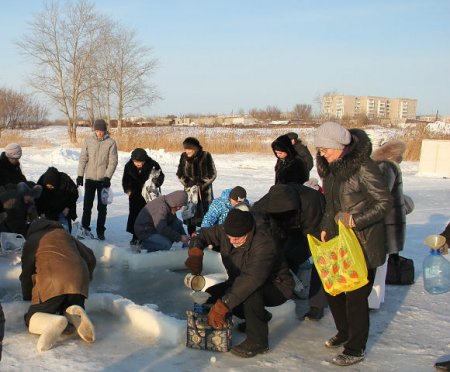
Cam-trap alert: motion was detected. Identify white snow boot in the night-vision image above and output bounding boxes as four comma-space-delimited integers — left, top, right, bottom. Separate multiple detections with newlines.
64, 305, 95, 343
28, 312, 68, 352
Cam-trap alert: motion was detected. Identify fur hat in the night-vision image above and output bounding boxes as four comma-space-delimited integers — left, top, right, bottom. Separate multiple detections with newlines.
183, 137, 201, 150
131, 148, 147, 162
371, 139, 406, 164
224, 208, 254, 237
285, 132, 298, 140
5, 143, 22, 159
314, 122, 351, 150
229, 186, 247, 202
17, 181, 42, 199
93, 119, 107, 132
271, 135, 295, 155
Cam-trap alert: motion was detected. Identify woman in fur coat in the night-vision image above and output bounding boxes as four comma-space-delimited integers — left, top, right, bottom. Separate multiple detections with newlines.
176, 137, 216, 235
122, 148, 164, 245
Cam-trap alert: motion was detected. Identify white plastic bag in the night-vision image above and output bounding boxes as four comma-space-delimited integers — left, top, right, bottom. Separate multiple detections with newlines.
182, 186, 198, 221
101, 187, 114, 205
141, 168, 161, 203
0, 232, 26, 254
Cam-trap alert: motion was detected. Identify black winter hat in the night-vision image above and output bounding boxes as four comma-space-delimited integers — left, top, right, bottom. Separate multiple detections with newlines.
131, 148, 148, 161
271, 135, 295, 156
93, 119, 107, 131
285, 132, 298, 140
224, 208, 254, 237
41, 167, 60, 188
229, 186, 247, 202
266, 184, 299, 213
183, 137, 201, 150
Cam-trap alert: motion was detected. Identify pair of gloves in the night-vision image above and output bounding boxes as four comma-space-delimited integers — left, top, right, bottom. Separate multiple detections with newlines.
76, 177, 111, 188
185, 247, 230, 328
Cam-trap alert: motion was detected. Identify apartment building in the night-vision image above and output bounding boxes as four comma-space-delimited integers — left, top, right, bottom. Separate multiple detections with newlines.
322, 95, 417, 121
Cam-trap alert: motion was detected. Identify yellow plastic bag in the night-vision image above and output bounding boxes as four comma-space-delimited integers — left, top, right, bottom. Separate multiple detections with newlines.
307, 221, 368, 296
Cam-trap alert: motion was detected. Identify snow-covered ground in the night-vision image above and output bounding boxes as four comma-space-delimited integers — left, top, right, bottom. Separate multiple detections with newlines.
0, 126, 449, 371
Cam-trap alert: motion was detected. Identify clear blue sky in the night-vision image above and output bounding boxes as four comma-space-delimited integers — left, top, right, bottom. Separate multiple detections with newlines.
1, 0, 449, 118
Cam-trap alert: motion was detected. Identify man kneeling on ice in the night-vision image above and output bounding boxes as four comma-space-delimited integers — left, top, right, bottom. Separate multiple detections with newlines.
20, 218, 96, 352
185, 208, 294, 357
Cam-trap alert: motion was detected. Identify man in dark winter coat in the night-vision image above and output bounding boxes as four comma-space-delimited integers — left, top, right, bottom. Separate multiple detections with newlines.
0, 143, 27, 187
20, 218, 96, 352
176, 137, 216, 235
77, 119, 118, 240
122, 148, 165, 245
285, 132, 314, 172
0, 181, 42, 236
36, 167, 78, 233
134, 190, 189, 252
271, 134, 309, 185
185, 208, 294, 358
315, 121, 392, 366
252, 183, 327, 320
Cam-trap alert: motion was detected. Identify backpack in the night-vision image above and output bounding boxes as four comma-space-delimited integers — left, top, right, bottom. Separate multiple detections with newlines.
385, 255, 415, 285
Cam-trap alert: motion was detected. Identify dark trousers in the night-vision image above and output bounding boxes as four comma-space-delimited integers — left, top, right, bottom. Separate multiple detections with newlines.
0, 303, 4, 361
309, 264, 328, 309
325, 268, 376, 356
24, 294, 85, 326
82, 179, 107, 234
206, 281, 287, 346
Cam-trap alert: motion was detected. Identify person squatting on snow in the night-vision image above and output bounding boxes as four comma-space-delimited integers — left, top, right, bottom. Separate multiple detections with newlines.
77, 119, 118, 240
176, 137, 217, 235
271, 134, 309, 186
36, 166, 79, 233
185, 208, 294, 358
19, 218, 96, 352
122, 147, 165, 245
201, 186, 247, 228
0, 181, 42, 236
134, 190, 190, 252
285, 132, 314, 173
0, 143, 27, 188
315, 121, 392, 366
252, 183, 328, 321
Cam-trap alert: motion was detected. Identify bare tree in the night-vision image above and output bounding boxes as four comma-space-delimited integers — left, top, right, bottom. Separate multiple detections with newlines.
292, 104, 312, 121
109, 25, 159, 133
17, 0, 106, 143
0, 88, 48, 134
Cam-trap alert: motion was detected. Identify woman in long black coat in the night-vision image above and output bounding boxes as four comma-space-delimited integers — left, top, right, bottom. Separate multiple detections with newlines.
36, 167, 79, 232
315, 122, 392, 366
271, 135, 309, 185
122, 148, 164, 244
176, 137, 216, 235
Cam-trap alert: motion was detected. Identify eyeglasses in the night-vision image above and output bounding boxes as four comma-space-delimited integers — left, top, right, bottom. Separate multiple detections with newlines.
317, 147, 330, 155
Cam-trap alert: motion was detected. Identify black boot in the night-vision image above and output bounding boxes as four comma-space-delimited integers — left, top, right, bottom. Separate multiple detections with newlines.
231, 338, 269, 358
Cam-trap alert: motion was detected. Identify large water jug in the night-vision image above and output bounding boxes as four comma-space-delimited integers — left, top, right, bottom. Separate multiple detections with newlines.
423, 234, 450, 294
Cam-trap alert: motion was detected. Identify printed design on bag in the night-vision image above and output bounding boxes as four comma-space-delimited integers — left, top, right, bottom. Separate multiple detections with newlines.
308, 221, 369, 296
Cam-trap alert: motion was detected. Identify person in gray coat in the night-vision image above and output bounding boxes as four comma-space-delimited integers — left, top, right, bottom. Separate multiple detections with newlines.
315, 122, 392, 366
77, 119, 118, 240
134, 190, 189, 252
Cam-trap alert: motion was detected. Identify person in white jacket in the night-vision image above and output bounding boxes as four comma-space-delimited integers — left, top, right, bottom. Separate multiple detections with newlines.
77, 119, 118, 240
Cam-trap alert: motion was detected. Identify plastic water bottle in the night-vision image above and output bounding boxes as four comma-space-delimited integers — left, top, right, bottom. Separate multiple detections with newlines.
423, 249, 450, 294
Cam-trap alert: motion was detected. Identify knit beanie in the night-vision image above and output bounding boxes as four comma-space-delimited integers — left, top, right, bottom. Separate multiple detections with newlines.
314, 122, 351, 150
131, 148, 147, 161
229, 186, 247, 202
5, 143, 22, 159
93, 119, 107, 132
41, 167, 60, 188
183, 137, 201, 150
224, 209, 254, 237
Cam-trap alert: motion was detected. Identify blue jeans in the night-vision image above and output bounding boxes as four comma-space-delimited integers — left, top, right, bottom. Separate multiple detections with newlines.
141, 218, 185, 252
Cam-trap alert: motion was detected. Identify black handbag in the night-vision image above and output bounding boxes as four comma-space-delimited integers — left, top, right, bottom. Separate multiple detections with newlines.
385, 255, 415, 285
